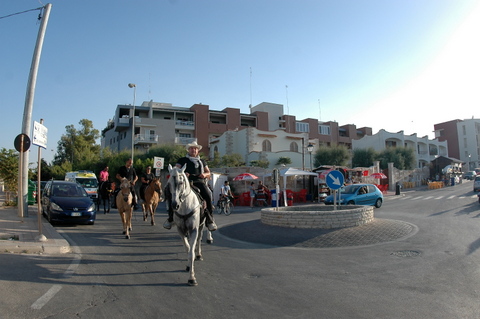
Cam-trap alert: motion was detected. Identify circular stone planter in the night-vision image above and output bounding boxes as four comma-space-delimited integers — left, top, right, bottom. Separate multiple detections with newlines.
261, 204, 374, 229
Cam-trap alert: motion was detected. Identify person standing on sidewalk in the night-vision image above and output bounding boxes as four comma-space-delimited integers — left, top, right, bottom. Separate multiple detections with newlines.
249, 182, 256, 208
99, 165, 109, 182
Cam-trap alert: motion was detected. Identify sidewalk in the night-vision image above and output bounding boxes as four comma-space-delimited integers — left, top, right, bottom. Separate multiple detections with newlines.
0, 192, 70, 254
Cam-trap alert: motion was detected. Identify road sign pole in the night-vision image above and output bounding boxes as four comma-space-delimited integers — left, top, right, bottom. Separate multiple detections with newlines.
333, 189, 337, 211
36, 119, 47, 242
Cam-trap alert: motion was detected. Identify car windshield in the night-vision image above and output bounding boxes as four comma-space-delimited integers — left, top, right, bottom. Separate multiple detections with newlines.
53, 184, 87, 197
76, 178, 98, 188
342, 185, 360, 194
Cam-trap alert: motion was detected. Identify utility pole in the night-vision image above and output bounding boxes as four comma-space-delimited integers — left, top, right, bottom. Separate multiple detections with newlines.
19, 4, 52, 218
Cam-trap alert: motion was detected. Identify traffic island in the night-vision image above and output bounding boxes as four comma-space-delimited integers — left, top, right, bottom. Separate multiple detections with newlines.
261, 205, 374, 229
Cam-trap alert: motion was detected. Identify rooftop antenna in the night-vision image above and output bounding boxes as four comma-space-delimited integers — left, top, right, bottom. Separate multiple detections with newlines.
249, 67, 252, 110
285, 85, 289, 132
285, 85, 289, 115
318, 99, 321, 122
148, 73, 151, 100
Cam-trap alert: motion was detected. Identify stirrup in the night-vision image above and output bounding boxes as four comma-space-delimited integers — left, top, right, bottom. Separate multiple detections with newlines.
163, 219, 173, 230
207, 222, 217, 232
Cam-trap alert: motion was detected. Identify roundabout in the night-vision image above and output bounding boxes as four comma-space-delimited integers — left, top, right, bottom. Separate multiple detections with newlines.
219, 203, 418, 248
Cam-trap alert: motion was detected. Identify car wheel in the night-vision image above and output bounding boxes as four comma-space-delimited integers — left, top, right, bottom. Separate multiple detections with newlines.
347, 200, 355, 205
375, 198, 382, 208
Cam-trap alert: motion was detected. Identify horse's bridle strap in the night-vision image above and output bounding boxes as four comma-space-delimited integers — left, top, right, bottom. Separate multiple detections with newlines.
174, 203, 201, 220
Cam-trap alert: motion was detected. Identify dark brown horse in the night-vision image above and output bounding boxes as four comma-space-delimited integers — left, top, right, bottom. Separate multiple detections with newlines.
142, 177, 163, 225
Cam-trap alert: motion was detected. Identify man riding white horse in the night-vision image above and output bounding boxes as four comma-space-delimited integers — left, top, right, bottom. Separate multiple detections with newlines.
163, 141, 217, 232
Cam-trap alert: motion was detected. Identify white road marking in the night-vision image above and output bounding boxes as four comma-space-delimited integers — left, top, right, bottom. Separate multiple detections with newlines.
31, 231, 82, 310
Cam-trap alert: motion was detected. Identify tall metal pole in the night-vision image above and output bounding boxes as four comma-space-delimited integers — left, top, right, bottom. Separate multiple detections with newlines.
128, 83, 136, 162
19, 4, 52, 218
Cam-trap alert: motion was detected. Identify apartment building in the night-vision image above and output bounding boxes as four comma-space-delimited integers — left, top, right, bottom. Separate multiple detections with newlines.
434, 119, 480, 170
352, 129, 448, 168
101, 100, 372, 167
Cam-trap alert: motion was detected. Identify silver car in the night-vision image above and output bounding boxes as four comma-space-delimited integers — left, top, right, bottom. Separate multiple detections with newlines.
474, 176, 480, 192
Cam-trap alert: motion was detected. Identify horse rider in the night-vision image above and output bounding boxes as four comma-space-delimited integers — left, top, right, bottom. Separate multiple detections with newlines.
140, 166, 155, 202
116, 158, 138, 208
163, 141, 218, 232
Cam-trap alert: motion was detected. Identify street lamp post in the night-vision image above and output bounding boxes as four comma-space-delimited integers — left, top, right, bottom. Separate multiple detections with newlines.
307, 143, 314, 171
128, 83, 136, 162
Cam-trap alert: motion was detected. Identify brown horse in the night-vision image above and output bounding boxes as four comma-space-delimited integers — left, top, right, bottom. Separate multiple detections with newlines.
116, 178, 133, 239
142, 177, 163, 225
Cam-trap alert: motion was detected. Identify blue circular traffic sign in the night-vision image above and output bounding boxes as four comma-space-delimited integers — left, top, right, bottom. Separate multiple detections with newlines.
325, 170, 344, 190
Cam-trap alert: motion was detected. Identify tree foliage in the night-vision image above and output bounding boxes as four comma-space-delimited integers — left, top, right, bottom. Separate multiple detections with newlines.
352, 148, 378, 168
221, 153, 245, 167
250, 159, 270, 168
0, 148, 19, 193
276, 157, 292, 166
314, 145, 350, 167
53, 119, 100, 169
378, 147, 415, 170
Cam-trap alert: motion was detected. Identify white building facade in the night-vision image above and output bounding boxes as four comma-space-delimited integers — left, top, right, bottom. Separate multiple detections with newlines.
352, 129, 448, 168
209, 127, 312, 169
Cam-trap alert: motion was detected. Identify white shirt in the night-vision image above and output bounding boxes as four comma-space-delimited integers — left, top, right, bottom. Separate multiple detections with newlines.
221, 185, 231, 196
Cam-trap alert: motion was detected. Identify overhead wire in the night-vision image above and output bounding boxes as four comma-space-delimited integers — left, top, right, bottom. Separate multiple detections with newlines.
0, 6, 44, 20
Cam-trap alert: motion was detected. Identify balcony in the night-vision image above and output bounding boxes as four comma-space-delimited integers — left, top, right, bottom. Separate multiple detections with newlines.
175, 137, 197, 145
135, 134, 158, 144
175, 120, 195, 130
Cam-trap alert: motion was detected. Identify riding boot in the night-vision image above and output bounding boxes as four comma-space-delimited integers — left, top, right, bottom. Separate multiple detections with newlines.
204, 205, 217, 231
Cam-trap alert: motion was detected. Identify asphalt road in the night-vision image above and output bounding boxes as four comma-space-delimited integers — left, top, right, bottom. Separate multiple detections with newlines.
2, 181, 480, 319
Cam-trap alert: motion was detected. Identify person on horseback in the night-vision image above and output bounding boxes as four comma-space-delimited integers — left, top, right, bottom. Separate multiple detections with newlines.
116, 158, 138, 208
163, 141, 217, 232
140, 166, 155, 202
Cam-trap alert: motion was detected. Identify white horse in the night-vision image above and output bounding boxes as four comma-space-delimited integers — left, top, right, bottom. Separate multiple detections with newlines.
167, 164, 205, 286
116, 178, 133, 239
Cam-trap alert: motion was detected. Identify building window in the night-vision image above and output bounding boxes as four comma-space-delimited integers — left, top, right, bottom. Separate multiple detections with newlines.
296, 122, 309, 133
319, 125, 330, 135
463, 125, 467, 135
290, 142, 298, 152
262, 140, 272, 152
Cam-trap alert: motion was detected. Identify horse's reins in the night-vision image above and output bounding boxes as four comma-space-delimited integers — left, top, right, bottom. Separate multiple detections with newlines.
171, 174, 201, 220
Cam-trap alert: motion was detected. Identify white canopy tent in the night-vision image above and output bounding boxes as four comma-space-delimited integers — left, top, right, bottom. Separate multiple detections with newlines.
278, 168, 317, 206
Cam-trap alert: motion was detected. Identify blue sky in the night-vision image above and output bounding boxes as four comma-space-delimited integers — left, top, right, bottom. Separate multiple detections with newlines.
1, 0, 479, 164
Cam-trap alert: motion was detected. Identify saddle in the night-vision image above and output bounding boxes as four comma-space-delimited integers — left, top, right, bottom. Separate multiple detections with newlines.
190, 182, 207, 212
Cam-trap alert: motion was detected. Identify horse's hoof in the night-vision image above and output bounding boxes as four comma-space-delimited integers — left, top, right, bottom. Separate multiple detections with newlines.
126, 235, 130, 239
195, 255, 203, 261
151, 221, 155, 226
186, 266, 190, 272
122, 231, 126, 235
207, 239, 213, 244
187, 279, 198, 286
129, 227, 132, 231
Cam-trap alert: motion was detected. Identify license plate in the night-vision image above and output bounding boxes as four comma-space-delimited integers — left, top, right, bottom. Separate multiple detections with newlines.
71, 212, 82, 217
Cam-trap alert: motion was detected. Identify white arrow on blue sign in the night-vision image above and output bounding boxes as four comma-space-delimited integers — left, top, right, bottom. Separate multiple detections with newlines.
326, 170, 344, 190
